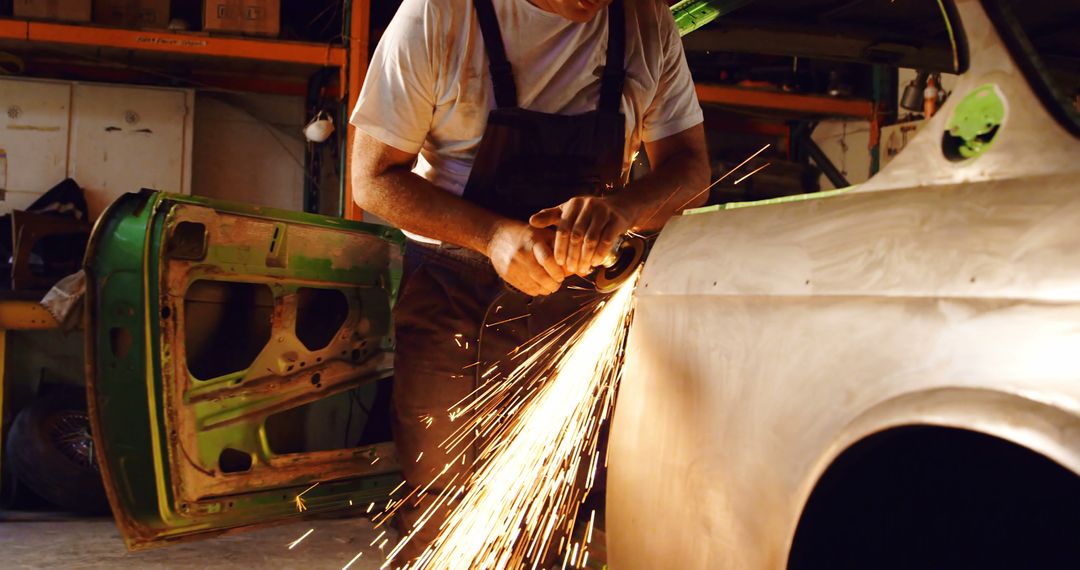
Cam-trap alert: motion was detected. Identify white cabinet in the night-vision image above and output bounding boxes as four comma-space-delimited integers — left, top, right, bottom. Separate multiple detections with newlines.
0, 79, 72, 213
71, 84, 193, 218
0, 77, 193, 219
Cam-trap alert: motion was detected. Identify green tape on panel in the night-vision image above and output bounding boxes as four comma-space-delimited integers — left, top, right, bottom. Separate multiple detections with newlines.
682, 186, 857, 216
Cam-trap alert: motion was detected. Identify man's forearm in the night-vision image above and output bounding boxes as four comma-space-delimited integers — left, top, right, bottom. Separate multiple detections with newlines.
351, 133, 565, 295
352, 163, 508, 255
615, 148, 711, 232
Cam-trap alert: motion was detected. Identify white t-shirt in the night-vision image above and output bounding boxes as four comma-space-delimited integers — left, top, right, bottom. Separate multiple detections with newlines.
350, 0, 703, 208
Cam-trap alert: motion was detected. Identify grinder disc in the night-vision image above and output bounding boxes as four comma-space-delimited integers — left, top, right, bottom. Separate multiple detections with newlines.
594, 236, 646, 293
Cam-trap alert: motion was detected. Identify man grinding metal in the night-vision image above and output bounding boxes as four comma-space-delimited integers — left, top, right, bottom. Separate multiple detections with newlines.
350, 0, 710, 561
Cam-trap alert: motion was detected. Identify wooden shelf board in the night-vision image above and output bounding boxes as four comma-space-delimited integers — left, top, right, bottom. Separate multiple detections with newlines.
696, 83, 876, 120
24, 60, 338, 97
0, 19, 345, 67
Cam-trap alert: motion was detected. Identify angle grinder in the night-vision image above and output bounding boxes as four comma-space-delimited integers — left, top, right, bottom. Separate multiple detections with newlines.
499, 234, 649, 297
589, 234, 649, 293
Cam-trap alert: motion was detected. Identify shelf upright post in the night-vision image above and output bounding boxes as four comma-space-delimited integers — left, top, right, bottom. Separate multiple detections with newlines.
869, 63, 897, 176
343, 0, 371, 221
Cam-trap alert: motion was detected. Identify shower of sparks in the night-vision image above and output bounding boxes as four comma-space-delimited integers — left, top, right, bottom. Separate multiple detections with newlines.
295, 482, 319, 512
370, 530, 387, 548
485, 313, 531, 328
637, 184, 683, 229
586, 510, 596, 544
675, 143, 772, 212
375, 271, 640, 569
733, 162, 771, 185
342, 551, 364, 570
287, 528, 315, 550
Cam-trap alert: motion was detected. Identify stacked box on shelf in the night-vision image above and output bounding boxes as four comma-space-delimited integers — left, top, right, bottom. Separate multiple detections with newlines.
13, 0, 92, 22
203, 0, 280, 37
95, 0, 172, 29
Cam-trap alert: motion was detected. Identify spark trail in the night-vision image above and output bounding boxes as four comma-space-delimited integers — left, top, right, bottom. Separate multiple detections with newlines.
379, 272, 640, 569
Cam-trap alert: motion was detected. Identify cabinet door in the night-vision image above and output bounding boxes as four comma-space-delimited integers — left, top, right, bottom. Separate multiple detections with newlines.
70, 84, 192, 219
0, 78, 72, 214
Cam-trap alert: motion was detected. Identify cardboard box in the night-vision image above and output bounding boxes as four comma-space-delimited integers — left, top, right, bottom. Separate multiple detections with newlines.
13, 0, 92, 22
203, 0, 280, 37
94, 0, 172, 29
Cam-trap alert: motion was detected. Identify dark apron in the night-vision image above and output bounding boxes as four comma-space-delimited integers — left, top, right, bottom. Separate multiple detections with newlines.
390, 1, 627, 562
462, 0, 628, 220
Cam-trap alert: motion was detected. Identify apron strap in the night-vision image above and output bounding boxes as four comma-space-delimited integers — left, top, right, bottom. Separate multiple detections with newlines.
474, 0, 625, 111
474, 0, 519, 109
598, 0, 626, 114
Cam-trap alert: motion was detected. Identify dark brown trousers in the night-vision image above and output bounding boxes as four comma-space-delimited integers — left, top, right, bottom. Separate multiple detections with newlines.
391, 240, 593, 562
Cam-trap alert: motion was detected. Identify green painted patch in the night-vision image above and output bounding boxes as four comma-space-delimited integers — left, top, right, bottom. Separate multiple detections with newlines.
671, 0, 757, 36
944, 84, 1006, 161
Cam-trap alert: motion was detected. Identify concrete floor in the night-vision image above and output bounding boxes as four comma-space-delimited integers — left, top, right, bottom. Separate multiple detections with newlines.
0, 513, 398, 569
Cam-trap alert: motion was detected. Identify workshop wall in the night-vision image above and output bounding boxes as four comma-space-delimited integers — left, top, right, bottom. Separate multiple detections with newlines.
191, 92, 307, 212
808, 70, 960, 191
1, 79, 329, 220
0, 77, 193, 218
811, 119, 871, 190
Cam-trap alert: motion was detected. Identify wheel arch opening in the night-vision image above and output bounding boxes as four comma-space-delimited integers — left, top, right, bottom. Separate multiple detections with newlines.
788, 425, 1080, 569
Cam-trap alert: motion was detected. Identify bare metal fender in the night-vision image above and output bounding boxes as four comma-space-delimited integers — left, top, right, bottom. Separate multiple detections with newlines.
607, 1, 1080, 568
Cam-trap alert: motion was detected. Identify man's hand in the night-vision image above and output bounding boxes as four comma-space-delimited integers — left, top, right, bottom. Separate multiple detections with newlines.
529, 196, 637, 276
486, 220, 565, 296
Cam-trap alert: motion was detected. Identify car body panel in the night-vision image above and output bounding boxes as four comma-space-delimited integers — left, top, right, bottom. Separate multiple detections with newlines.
85, 190, 404, 549
608, 1, 1080, 568
858, 1, 1080, 193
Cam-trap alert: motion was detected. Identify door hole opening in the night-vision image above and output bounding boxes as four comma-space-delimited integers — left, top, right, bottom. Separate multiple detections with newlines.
295, 288, 349, 351
218, 448, 253, 474
264, 379, 393, 454
167, 221, 208, 260
184, 280, 273, 380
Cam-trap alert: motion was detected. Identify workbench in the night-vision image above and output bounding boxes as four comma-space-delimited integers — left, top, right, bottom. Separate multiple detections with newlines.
0, 294, 60, 486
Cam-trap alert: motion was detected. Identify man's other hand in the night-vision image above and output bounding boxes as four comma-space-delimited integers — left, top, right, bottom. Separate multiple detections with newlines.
486, 221, 564, 296
529, 196, 636, 276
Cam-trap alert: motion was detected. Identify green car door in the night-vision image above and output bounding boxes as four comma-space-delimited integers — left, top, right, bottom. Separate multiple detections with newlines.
85, 190, 403, 550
